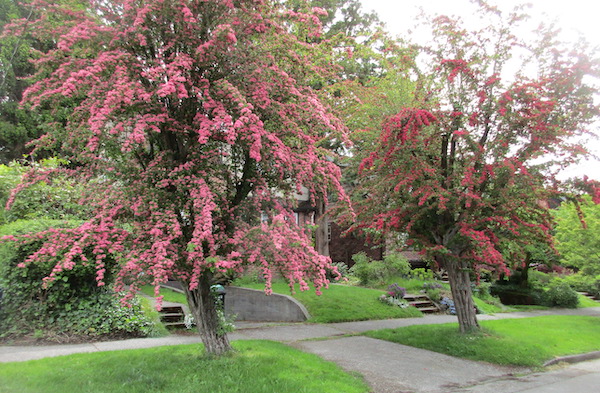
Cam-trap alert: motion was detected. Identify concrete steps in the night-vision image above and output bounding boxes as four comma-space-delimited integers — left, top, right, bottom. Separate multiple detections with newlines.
577, 292, 600, 303
159, 305, 186, 328
404, 294, 440, 313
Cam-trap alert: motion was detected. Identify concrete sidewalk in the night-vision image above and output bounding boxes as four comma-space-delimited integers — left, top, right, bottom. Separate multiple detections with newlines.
2, 307, 600, 393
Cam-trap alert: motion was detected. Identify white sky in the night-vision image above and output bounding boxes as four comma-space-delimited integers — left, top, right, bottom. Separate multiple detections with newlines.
358, 0, 600, 181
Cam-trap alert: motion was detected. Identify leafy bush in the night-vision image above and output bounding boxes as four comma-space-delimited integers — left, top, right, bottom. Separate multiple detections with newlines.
490, 283, 544, 305
542, 282, 580, 308
47, 291, 156, 338
0, 219, 113, 307
528, 269, 552, 290
0, 159, 86, 225
349, 252, 410, 286
0, 219, 154, 340
408, 268, 434, 281
557, 273, 600, 296
326, 261, 349, 280
472, 281, 492, 299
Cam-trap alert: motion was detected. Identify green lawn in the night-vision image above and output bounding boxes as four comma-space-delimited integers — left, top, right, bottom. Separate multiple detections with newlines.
236, 281, 423, 323
578, 294, 600, 308
0, 341, 369, 393
140, 284, 188, 304
364, 315, 600, 367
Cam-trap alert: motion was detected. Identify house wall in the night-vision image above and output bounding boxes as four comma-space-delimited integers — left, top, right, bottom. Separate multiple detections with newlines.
328, 222, 384, 267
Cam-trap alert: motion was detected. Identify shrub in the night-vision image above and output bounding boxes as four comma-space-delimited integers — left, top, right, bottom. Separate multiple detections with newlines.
528, 270, 552, 290
490, 282, 544, 305
542, 282, 580, 308
0, 219, 113, 307
349, 252, 410, 286
326, 261, 349, 281
48, 291, 156, 338
408, 268, 434, 281
558, 273, 596, 293
0, 219, 154, 340
0, 159, 86, 225
472, 281, 492, 300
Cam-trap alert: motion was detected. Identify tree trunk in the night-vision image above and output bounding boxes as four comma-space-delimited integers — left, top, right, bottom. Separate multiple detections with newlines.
445, 257, 480, 333
184, 274, 232, 356
315, 198, 330, 257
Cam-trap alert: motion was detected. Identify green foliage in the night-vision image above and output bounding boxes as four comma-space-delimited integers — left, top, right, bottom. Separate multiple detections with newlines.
0, 219, 150, 339
349, 252, 410, 285
0, 160, 86, 225
408, 268, 434, 281
490, 281, 544, 306
542, 282, 580, 308
365, 316, 600, 367
549, 272, 600, 298
0, 341, 370, 393
527, 270, 552, 290
554, 196, 600, 276
327, 261, 349, 280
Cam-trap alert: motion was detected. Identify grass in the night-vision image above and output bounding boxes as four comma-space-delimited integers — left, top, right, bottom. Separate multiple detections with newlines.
578, 294, 600, 308
235, 280, 423, 323
364, 315, 600, 367
0, 341, 369, 393
140, 284, 187, 304
138, 296, 169, 337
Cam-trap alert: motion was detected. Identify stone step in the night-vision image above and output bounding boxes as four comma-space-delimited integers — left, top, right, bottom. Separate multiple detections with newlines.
577, 292, 600, 302
163, 321, 187, 327
410, 300, 435, 307
404, 293, 439, 313
403, 294, 429, 301
417, 307, 440, 313
159, 305, 185, 327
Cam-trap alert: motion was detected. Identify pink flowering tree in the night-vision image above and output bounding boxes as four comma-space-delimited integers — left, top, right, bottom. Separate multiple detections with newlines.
6, 0, 348, 355
352, 3, 600, 333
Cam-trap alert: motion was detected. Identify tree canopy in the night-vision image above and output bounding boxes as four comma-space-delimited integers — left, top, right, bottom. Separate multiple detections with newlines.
5, 0, 349, 355
554, 196, 600, 276
350, 3, 600, 332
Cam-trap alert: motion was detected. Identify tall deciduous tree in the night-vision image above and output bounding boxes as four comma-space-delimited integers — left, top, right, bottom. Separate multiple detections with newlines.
554, 195, 600, 276
352, 2, 599, 332
6, 0, 348, 355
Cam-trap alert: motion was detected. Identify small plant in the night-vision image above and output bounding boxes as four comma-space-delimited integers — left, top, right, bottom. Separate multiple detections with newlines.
326, 261, 349, 281
422, 282, 442, 290
440, 297, 456, 314
216, 309, 237, 335
378, 294, 409, 308
387, 283, 406, 299
421, 281, 443, 301
184, 314, 195, 329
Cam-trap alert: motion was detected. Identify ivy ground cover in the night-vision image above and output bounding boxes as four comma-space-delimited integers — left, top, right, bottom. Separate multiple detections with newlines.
0, 341, 369, 393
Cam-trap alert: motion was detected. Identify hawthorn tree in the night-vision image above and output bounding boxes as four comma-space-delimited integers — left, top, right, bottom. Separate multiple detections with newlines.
352, 2, 599, 332
5, 0, 348, 355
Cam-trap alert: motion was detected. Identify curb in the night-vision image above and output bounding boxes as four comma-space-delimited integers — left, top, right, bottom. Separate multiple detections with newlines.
543, 350, 600, 367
